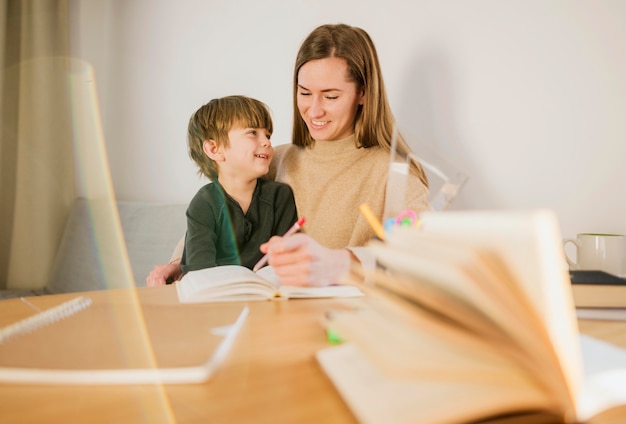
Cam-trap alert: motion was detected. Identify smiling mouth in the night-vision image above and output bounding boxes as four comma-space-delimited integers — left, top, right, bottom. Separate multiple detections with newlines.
255, 154, 270, 159
311, 120, 329, 126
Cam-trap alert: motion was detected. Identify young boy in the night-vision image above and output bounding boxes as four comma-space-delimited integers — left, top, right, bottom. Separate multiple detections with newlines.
180, 95, 298, 273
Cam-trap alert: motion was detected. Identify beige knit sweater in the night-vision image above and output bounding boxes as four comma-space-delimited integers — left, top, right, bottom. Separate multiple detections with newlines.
268, 135, 430, 249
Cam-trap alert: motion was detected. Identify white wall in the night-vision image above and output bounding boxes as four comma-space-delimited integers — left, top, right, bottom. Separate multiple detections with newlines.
72, 0, 626, 239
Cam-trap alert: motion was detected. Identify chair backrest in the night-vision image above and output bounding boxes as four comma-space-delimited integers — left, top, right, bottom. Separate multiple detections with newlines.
383, 125, 469, 224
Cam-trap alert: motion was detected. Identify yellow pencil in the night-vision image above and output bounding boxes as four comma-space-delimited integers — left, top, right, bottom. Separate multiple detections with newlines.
359, 203, 385, 240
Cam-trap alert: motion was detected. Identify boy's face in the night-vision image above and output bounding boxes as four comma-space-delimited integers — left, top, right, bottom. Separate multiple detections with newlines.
219, 126, 273, 181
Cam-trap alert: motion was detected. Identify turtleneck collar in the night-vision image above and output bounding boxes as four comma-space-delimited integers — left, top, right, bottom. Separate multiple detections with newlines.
307, 134, 358, 158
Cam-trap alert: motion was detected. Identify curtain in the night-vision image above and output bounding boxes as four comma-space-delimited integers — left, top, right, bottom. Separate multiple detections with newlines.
0, 0, 75, 290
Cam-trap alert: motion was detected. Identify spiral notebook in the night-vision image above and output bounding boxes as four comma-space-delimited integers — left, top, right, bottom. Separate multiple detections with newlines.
0, 294, 248, 385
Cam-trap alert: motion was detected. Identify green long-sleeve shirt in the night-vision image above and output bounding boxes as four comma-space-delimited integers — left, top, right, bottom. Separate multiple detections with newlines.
181, 178, 297, 273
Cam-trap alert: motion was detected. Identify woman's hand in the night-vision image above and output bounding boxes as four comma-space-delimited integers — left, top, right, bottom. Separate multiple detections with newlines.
146, 262, 183, 287
259, 233, 351, 287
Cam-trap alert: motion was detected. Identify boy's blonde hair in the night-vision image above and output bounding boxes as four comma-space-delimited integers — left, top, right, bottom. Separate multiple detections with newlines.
188, 95, 274, 180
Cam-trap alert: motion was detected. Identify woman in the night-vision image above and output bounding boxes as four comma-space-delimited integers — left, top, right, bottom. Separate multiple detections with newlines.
147, 23, 429, 287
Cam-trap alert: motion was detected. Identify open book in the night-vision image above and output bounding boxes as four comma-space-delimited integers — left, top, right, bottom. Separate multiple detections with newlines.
176, 265, 363, 303
316, 210, 626, 424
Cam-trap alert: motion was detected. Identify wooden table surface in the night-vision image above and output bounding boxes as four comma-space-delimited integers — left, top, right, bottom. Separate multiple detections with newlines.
0, 286, 357, 424
0, 286, 625, 424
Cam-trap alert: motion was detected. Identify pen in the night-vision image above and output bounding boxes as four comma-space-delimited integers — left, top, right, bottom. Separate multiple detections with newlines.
358, 203, 385, 240
253, 217, 306, 272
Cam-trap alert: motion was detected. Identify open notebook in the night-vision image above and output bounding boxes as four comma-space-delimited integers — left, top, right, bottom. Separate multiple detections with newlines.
0, 293, 247, 385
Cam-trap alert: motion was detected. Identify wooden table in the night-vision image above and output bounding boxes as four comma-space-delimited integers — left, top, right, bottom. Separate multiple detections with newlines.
0, 286, 625, 424
0, 286, 357, 424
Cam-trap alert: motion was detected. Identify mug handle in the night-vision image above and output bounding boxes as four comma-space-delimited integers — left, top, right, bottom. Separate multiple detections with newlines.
562, 238, 580, 269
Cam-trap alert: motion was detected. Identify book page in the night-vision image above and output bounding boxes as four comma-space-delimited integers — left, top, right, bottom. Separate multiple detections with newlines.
576, 308, 626, 321
317, 343, 559, 424
360, 244, 564, 393
176, 265, 278, 303
576, 335, 626, 421
279, 284, 364, 299
255, 265, 280, 285
318, 288, 566, 424
254, 265, 364, 298
410, 210, 581, 411
368, 238, 550, 352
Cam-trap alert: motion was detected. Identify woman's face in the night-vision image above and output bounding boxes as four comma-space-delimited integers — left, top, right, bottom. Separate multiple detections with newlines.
296, 57, 364, 142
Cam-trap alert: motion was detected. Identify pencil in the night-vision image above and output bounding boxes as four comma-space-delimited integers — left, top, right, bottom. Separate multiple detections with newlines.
359, 203, 385, 240
252, 217, 306, 272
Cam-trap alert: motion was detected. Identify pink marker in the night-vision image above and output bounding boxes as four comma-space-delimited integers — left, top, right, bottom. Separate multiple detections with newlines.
252, 217, 306, 272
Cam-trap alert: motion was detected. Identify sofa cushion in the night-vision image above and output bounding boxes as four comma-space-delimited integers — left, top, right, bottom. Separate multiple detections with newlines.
117, 199, 187, 288
45, 198, 187, 294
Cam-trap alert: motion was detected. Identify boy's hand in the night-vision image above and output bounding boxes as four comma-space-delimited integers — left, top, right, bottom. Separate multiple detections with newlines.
146, 262, 183, 286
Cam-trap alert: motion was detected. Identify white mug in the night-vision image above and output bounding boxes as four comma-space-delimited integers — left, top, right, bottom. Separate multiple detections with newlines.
563, 233, 626, 277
